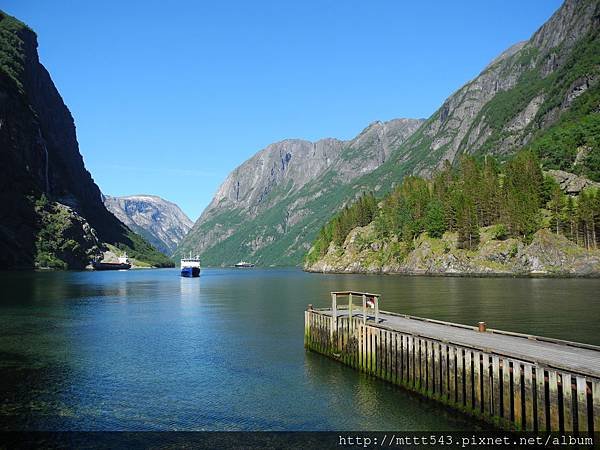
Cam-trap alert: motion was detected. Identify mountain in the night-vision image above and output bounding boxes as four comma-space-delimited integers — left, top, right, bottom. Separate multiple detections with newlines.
351, 0, 600, 189
0, 11, 173, 269
104, 195, 193, 255
179, 0, 599, 267
175, 119, 424, 265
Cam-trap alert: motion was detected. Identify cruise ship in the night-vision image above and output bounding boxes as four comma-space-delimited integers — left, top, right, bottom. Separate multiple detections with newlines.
180, 254, 201, 277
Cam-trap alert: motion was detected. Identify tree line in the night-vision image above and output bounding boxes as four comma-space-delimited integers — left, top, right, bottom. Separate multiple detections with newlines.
307, 151, 600, 263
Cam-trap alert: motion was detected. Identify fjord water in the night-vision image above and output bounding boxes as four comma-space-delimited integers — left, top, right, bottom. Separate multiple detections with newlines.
1, 268, 598, 431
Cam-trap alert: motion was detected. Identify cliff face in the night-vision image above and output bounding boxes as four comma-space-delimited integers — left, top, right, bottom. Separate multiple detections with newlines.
176, 119, 423, 265
363, 0, 600, 186
0, 11, 172, 268
104, 195, 193, 255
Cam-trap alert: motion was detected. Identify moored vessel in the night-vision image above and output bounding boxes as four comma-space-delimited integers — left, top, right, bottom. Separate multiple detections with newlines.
92, 253, 131, 271
181, 254, 201, 277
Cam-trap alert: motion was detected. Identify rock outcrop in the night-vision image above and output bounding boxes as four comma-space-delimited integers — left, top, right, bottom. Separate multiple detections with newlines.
0, 11, 172, 268
546, 170, 600, 195
104, 195, 193, 255
306, 226, 600, 277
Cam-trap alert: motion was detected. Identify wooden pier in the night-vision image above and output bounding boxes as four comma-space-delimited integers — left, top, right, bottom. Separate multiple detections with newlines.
304, 291, 600, 433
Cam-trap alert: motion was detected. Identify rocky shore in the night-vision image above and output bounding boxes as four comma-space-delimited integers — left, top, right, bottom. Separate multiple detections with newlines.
304, 225, 600, 277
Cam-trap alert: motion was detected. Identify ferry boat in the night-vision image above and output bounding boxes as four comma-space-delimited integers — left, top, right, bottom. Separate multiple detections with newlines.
181, 254, 201, 277
92, 252, 131, 271
234, 261, 255, 268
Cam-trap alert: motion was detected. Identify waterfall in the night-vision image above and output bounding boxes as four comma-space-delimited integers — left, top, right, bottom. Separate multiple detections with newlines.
38, 129, 50, 194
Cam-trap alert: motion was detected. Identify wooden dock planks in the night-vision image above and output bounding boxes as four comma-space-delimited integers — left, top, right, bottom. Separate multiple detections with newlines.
305, 306, 600, 433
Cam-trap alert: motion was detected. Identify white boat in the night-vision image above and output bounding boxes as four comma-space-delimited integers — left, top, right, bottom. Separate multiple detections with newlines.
180, 254, 201, 277
234, 261, 255, 268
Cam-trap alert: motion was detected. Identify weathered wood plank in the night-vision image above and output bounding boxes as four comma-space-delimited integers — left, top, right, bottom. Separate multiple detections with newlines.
536, 367, 546, 432
562, 373, 573, 432
456, 348, 464, 405
492, 355, 501, 418
523, 364, 534, 432
441, 343, 448, 401
593, 379, 600, 435
434, 343, 441, 396
513, 361, 522, 429
402, 334, 408, 383
427, 340, 434, 394
408, 335, 414, 386
548, 370, 559, 432
502, 358, 511, 422
448, 346, 456, 403
465, 350, 472, 409
482, 354, 491, 417
576, 376, 588, 433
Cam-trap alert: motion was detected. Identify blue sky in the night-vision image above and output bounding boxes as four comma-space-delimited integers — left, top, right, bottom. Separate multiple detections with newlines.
4, 0, 562, 220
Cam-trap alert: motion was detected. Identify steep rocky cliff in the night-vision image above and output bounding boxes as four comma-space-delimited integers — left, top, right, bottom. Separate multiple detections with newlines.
0, 11, 172, 269
104, 195, 193, 255
356, 0, 600, 188
176, 119, 424, 265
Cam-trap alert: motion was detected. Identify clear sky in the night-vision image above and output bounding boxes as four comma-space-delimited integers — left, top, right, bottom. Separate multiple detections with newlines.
4, 0, 562, 220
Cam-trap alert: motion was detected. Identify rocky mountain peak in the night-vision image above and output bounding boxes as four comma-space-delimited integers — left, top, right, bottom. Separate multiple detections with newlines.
104, 195, 193, 256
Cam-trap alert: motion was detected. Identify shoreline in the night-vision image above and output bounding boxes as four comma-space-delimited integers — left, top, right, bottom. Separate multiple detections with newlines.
304, 267, 600, 279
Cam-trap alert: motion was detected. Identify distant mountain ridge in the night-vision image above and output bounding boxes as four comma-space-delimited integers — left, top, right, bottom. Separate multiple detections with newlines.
104, 195, 193, 256
175, 119, 424, 265
0, 11, 172, 269
177, 0, 599, 267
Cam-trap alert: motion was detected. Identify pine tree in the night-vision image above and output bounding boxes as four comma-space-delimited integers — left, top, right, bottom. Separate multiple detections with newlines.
547, 179, 566, 235
425, 199, 446, 238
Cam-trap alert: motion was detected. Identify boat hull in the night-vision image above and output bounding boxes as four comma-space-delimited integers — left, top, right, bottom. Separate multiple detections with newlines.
92, 262, 131, 271
181, 267, 200, 277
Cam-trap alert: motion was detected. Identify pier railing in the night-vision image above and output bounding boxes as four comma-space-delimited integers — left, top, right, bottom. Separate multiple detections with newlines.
304, 292, 600, 433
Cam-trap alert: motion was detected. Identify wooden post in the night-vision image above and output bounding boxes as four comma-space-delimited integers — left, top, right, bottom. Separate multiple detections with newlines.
536, 367, 547, 432
375, 295, 379, 324
434, 343, 441, 397
441, 344, 448, 401
482, 354, 491, 417
402, 335, 409, 383
593, 379, 600, 435
457, 348, 464, 405
576, 376, 588, 433
409, 336, 415, 387
492, 355, 501, 418
448, 346, 456, 403
473, 351, 481, 412
524, 364, 534, 431
548, 370, 559, 431
502, 358, 511, 423
348, 293, 353, 332
371, 328, 377, 375
513, 361, 522, 429
362, 294, 367, 324
420, 339, 426, 391
427, 341, 434, 394
562, 373, 573, 432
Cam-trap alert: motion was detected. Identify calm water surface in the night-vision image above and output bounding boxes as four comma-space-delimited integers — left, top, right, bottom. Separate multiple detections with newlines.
1, 268, 598, 431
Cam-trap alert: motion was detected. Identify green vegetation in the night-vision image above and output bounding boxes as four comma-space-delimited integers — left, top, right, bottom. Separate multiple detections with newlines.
306, 151, 600, 266
116, 228, 174, 267
34, 195, 93, 269
0, 10, 30, 91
